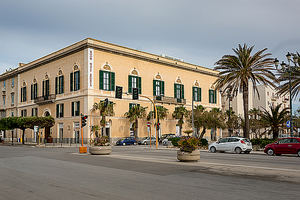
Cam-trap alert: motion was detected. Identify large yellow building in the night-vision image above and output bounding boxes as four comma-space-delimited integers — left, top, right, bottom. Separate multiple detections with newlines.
0, 38, 221, 144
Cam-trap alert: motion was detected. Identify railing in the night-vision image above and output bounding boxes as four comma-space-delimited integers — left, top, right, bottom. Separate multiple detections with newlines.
154, 96, 186, 105
34, 94, 56, 105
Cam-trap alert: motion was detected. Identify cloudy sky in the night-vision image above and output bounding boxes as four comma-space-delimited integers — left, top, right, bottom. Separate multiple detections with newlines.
0, 0, 299, 110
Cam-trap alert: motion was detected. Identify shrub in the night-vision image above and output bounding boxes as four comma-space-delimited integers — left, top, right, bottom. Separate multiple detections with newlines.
178, 137, 200, 153
168, 137, 181, 146
250, 138, 276, 149
93, 136, 110, 146
199, 138, 208, 147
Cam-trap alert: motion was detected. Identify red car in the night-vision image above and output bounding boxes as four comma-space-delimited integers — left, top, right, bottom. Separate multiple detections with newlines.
264, 137, 300, 156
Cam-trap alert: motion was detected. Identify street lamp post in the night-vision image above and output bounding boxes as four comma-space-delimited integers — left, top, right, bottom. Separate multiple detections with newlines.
274, 53, 299, 137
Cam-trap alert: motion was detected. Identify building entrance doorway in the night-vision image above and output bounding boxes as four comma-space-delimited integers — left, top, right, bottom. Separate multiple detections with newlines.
44, 111, 52, 143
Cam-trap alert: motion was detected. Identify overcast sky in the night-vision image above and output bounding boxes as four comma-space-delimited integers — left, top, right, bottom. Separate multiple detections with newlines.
0, 0, 299, 110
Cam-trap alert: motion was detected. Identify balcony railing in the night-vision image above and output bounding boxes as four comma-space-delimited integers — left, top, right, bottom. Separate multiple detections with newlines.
154, 96, 186, 105
34, 94, 56, 105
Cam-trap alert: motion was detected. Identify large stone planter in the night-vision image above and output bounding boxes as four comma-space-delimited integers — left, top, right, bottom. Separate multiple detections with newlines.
177, 149, 200, 162
89, 146, 112, 155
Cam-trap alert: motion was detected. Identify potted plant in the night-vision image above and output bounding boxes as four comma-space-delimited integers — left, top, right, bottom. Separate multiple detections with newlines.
89, 136, 112, 155
177, 137, 200, 162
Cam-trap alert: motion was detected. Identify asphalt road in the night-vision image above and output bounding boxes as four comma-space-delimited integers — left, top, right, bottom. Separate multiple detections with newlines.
0, 145, 299, 200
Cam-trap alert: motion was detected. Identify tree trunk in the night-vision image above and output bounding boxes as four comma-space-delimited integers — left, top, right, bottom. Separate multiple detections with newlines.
22, 129, 25, 144
242, 82, 250, 138
273, 127, 279, 139
196, 127, 200, 138
135, 119, 138, 139
199, 127, 206, 140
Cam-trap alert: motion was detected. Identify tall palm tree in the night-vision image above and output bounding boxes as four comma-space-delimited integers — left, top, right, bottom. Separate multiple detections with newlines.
214, 44, 276, 138
172, 106, 187, 136
124, 105, 147, 138
259, 104, 289, 139
147, 106, 168, 134
92, 101, 115, 136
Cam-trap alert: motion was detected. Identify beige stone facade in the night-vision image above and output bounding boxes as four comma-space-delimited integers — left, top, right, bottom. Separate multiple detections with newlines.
0, 38, 221, 143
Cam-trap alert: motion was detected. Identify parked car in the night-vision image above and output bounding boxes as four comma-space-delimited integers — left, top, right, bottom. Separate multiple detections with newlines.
209, 137, 252, 154
139, 137, 157, 145
162, 134, 176, 145
264, 137, 300, 156
160, 134, 175, 143
116, 137, 137, 146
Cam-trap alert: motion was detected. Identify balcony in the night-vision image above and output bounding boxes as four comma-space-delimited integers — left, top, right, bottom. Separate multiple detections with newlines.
34, 94, 56, 105
154, 96, 186, 105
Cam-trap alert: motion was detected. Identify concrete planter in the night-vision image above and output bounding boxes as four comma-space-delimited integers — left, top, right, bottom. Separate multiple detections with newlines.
89, 146, 112, 155
177, 149, 200, 162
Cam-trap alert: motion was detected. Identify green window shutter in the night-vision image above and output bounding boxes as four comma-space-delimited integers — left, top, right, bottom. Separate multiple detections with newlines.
55, 77, 58, 94
209, 90, 211, 103
199, 88, 202, 102
110, 72, 115, 91
192, 87, 195, 101
24, 87, 27, 101
61, 104, 64, 117
42, 81, 45, 97
21, 88, 23, 102
161, 81, 165, 96
99, 70, 104, 90
181, 85, 184, 99
56, 104, 59, 118
128, 75, 132, 93
77, 71, 80, 90
71, 102, 74, 116
138, 77, 141, 94
214, 90, 217, 104
61, 76, 64, 94
129, 103, 133, 110
70, 72, 73, 91
153, 80, 156, 96
174, 84, 177, 98
31, 84, 33, 100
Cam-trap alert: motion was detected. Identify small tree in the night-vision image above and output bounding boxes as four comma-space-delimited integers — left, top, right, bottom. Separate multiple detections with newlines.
172, 106, 187, 136
147, 105, 168, 135
259, 104, 289, 139
92, 101, 115, 136
124, 105, 147, 138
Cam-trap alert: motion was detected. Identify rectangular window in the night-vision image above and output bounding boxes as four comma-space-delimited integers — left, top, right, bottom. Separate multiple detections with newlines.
2, 95, 5, 106
74, 71, 80, 91
43, 80, 49, 97
11, 111, 14, 117
128, 75, 141, 94
129, 103, 140, 110
56, 103, 64, 118
32, 108, 38, 116
209, 89, 217, 104
174, 84, 184, 99
71, 101, 80, 116
11, 78, 14, 88
11, 93, 14, 106
100, 71, 115, 91
21, 109, 27, 117
193, 87, 201, 102
56, 76, 64, 94
21, 87, 27, 102
3, 81, 6, 89
153, 80, 165, 97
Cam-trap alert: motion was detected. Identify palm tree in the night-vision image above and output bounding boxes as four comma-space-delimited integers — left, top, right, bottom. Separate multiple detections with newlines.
147, 106, 168, 134
92, 101, 115, 136
214, 44, 276, 138
277, 53, 300, 99
172, 106, 187, 136
124, 105, 147, 138
259, 104, 289, 139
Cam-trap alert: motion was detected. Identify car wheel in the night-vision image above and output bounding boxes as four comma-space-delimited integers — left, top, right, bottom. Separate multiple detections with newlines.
266, 148, 274, 156
210, 146, 216, 153
297, 150, 300, 157
235, 147, 242, 154
244, 151, 250, 154
123, 143, 126, 146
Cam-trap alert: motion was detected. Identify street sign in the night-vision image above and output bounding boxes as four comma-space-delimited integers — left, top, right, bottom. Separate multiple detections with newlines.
286, 120, 291, 128
133, 88, 139, 100
147, 122, 151, 127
